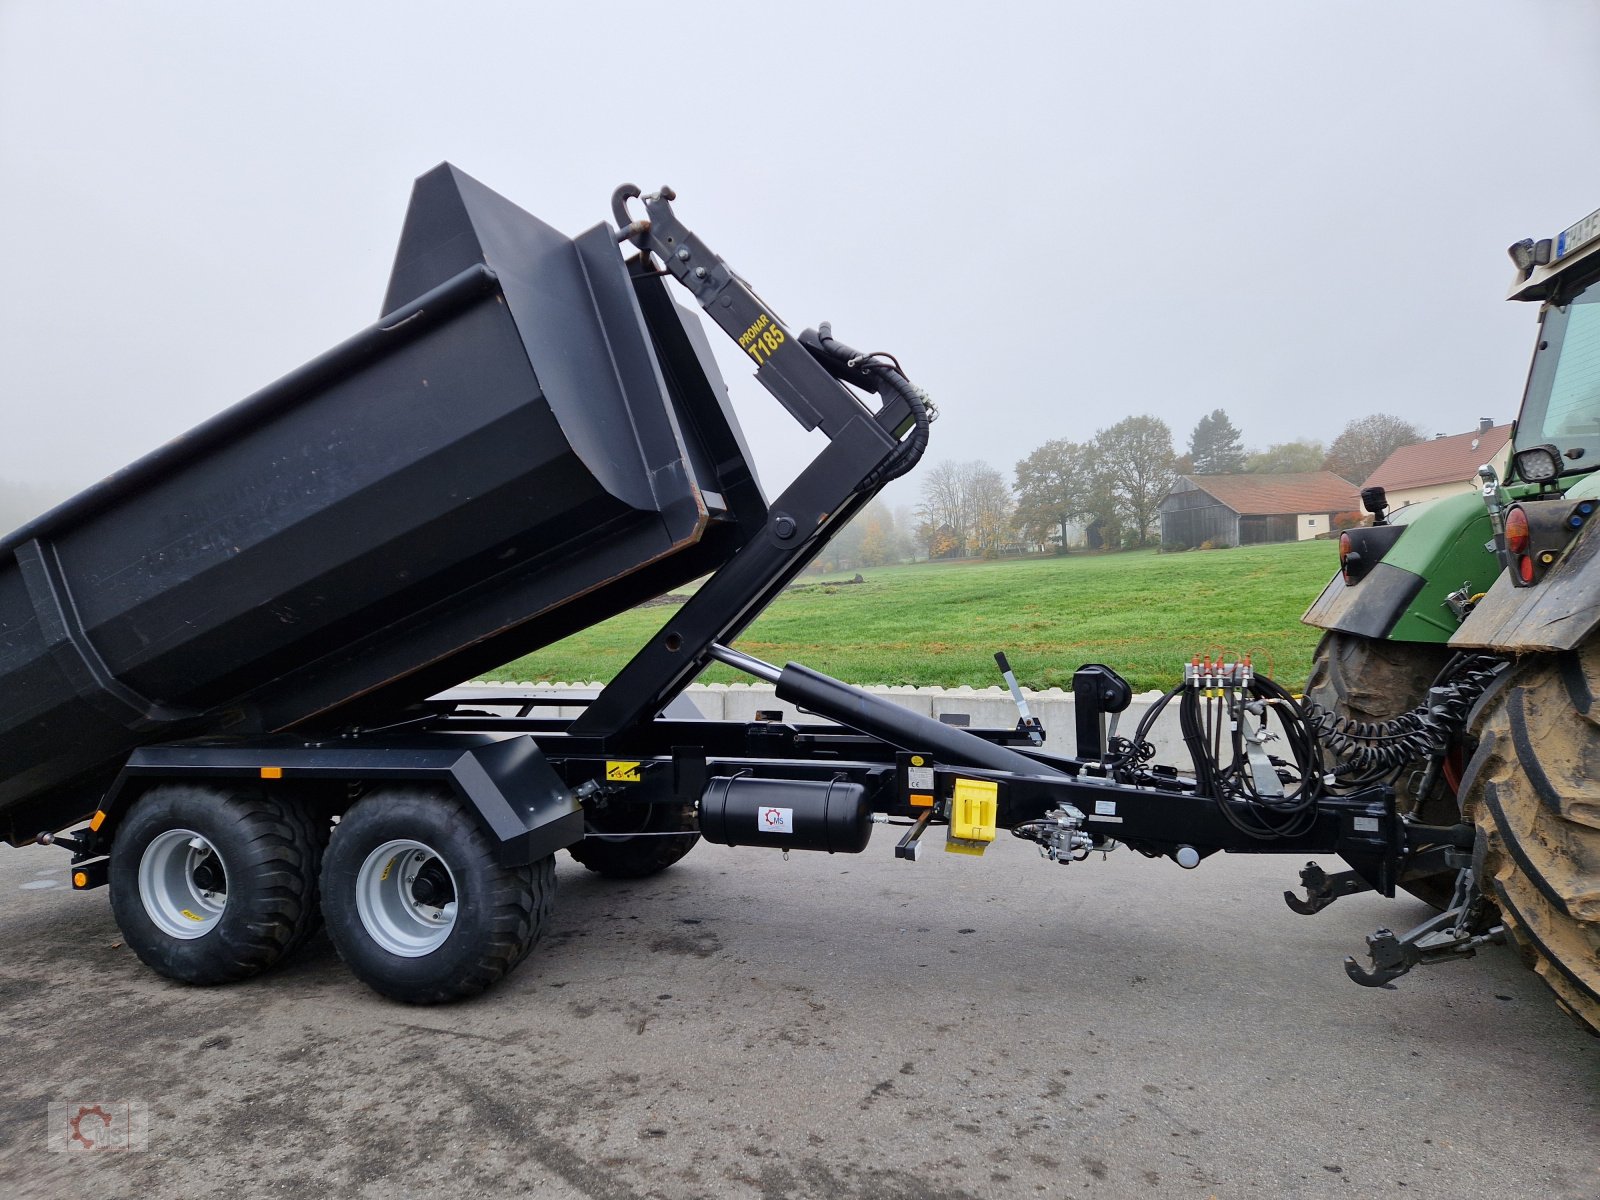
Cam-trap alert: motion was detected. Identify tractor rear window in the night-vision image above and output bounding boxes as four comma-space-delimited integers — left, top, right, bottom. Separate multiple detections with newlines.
1518, 282, 1600, 473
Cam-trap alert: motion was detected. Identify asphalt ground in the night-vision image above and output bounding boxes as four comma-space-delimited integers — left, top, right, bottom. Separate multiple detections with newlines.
2, 832, 1596, 1200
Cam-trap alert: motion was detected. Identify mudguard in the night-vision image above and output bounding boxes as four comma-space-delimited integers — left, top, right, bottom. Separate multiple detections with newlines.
1303, 493, 1498, 644
1452, 517, 1600, 652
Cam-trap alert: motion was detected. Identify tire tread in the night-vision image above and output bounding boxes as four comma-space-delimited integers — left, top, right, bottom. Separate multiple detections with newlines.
1459, 651, 1600, 1034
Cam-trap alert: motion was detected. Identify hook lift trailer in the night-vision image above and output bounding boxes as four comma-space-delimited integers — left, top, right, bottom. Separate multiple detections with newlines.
6, 167, 1476, 1003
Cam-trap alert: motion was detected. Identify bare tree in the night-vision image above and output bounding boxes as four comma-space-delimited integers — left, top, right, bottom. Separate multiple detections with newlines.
916, 459, 1014, 558
917, 459, 970, 558
966, 463, 1014, 558
1324, 414, 1424, 484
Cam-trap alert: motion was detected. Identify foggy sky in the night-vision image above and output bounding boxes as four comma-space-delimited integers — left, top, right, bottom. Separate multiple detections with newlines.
3, 1, 1598, 518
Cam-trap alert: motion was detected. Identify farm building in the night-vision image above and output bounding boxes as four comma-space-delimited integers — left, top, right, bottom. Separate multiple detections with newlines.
1159, 472, 1359, 548
1363, 419, 1512, 509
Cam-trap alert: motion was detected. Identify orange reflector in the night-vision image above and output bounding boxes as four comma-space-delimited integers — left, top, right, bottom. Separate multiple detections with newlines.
1518, 555, 1536, 584
260, 766, 283, 779
89, 810, 107, 832
910, 793, 933, 808
72, 871, 88, 888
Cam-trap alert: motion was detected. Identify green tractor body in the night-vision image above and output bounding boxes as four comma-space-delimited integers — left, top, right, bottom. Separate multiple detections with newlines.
1303, 491, 1498, 645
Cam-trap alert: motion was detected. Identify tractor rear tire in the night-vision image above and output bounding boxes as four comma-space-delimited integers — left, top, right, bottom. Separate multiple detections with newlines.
1304, 630, 1457, 906
1457, 645, 1600, 1035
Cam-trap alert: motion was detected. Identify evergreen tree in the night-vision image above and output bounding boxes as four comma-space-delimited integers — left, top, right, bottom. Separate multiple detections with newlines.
1188, 409, 1246, 474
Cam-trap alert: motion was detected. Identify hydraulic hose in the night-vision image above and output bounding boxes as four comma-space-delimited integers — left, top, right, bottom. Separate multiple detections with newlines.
811, 322, 933, 488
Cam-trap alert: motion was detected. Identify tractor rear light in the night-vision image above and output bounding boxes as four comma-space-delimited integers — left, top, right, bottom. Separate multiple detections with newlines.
1505, 506, 1531, 556
1506, 499, 1595, 587
1337, 524, 1405, 586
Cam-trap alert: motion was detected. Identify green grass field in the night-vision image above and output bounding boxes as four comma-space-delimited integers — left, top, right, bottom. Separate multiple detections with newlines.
487, 540, 1339, 694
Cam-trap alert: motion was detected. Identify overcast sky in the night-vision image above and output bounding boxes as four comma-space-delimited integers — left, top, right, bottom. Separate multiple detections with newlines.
3, 1, 1599, 515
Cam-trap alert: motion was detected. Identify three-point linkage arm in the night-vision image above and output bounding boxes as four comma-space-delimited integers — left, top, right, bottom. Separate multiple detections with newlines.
569, 187, 932, 741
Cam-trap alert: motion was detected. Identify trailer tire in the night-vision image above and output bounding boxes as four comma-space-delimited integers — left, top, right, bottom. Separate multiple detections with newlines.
108, 785, 323, 986
1457, 647, 1600, 1035
567, 801, 700, 879
1305, 630, 1458, 907
321, 789, 553, 1004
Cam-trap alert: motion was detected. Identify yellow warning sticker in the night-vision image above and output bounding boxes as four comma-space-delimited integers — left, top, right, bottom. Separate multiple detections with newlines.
606, 761, 642, 783
180, 909, 204, 922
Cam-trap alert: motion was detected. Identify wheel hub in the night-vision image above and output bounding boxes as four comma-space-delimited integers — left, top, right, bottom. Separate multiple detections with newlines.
138, 829, 229, 940
354, 840, 459, 958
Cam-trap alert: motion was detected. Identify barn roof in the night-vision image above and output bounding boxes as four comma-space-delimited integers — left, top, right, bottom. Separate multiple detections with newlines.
1166, 472, 1360, 516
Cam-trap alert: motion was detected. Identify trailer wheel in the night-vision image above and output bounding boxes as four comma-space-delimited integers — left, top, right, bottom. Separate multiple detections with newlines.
1457, 646, 1600, 1035
108, 785, 323, 985
320, 789, 553, 1004
567, 800, 700, 879
1305, 630, 1458, 907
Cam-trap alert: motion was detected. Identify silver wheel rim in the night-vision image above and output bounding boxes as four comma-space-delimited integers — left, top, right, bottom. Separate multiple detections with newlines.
138, 828, 228, 940
355, 839, 459, 957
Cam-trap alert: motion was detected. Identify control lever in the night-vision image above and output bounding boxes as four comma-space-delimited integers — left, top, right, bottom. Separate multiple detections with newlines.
994, 652, 1044, 746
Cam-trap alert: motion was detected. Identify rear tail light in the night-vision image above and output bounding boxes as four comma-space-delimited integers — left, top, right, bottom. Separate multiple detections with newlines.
1505, 506, 1530, 556
1338, 533, 1358, 584
1505, 500, 1597, 587
1336, 524, 1405, 585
